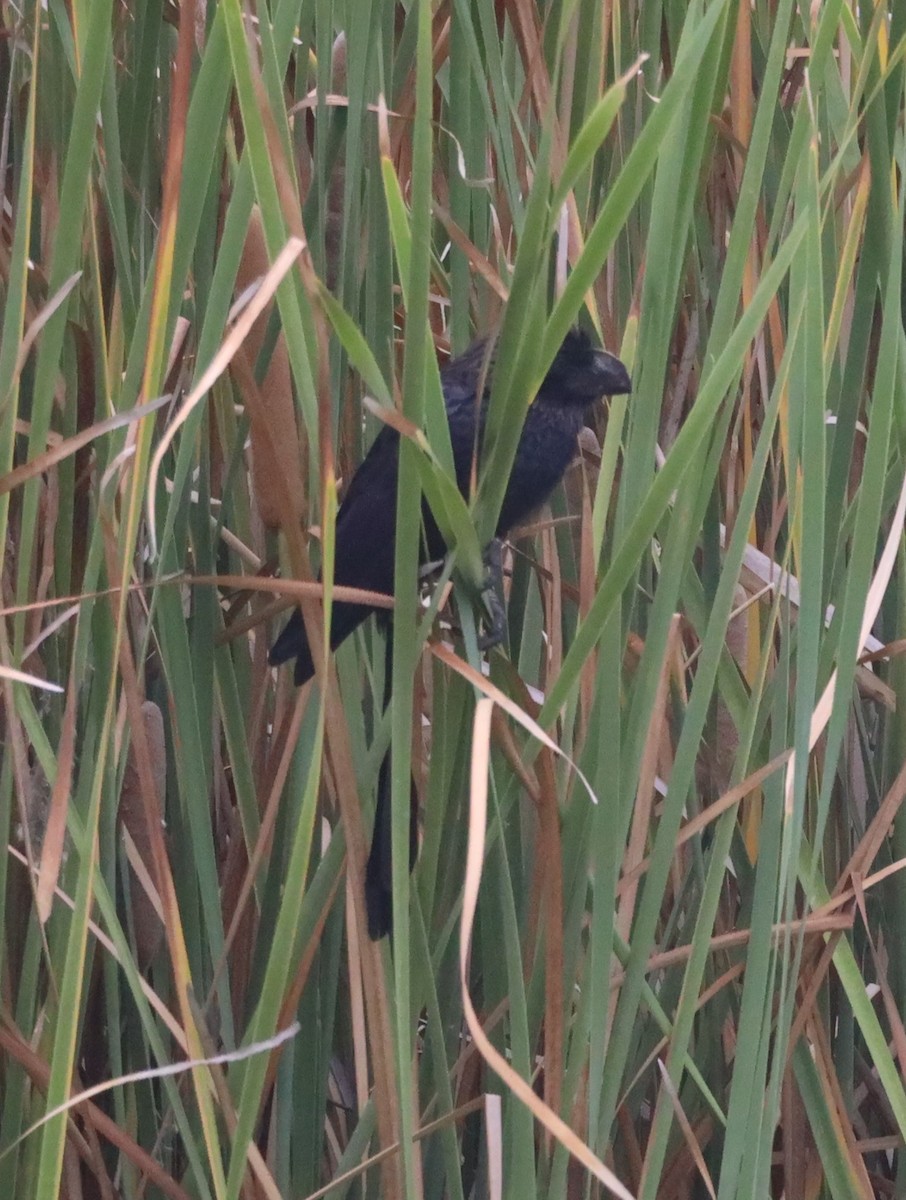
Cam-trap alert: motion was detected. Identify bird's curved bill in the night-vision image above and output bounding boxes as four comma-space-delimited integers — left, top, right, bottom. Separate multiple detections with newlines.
593, 350, 632, 396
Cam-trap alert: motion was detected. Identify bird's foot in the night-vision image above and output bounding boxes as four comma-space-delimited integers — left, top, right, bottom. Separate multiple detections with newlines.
477, 538, 507, 652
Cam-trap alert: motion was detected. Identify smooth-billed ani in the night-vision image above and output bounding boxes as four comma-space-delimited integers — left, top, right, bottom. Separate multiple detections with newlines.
269, 326, 631, 937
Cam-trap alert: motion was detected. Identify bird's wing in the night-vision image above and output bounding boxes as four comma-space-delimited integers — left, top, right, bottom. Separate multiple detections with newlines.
440, 348, 491, 496
331, 424, 400, 596
269, 424, 401, 683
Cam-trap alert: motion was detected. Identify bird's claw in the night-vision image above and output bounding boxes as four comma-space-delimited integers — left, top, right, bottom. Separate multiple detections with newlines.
477, 538, 507, 651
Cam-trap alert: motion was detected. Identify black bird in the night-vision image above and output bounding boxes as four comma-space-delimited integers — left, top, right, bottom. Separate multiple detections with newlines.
270, 327, 631, 682
270, 325, 631, 937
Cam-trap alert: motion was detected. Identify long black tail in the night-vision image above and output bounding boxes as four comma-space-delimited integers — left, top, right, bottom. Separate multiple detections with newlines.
364, 627, 419, 939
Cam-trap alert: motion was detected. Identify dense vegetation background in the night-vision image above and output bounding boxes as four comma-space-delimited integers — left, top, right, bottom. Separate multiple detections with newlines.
2, 1, 906, 1197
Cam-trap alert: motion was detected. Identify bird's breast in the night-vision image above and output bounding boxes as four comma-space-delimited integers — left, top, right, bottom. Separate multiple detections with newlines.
495, 402, 585, 535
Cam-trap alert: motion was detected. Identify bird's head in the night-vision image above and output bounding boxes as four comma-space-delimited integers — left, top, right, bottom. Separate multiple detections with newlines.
540, 327, 632, 407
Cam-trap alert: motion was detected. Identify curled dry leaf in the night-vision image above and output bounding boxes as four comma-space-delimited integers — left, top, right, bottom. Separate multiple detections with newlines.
459, 693, 635, 1200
